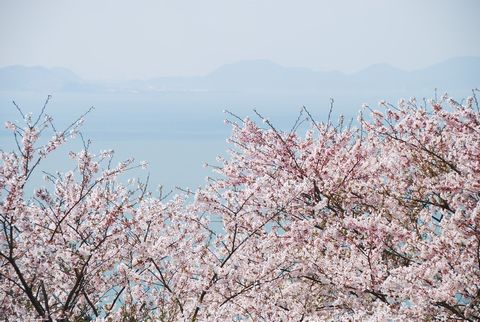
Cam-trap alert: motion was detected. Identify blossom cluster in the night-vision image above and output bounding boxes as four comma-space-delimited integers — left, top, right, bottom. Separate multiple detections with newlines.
0, 96, 479, 321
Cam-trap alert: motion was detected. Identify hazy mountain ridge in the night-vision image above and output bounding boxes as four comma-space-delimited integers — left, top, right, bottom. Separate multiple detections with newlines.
0, 65, 109, 92
1, 57, 479, 93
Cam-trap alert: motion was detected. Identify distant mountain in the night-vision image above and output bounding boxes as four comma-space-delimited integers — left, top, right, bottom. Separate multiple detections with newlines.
349, 57, 480, 91
203, 59, 345, 90
0, 57, 478, 92
0, 65, 103, 92
349, 63, 410, 90
136, 57, 479, 92
411, 56, 480, 90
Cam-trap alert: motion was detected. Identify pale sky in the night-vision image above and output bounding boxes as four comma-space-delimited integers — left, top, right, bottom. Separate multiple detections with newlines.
0, 0, 479, 80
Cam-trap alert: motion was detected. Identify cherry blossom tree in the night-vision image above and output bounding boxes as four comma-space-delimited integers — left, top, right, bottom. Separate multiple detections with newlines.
1, 93, 479, 321
191, 95, 480, 321
0, 98, 156, 320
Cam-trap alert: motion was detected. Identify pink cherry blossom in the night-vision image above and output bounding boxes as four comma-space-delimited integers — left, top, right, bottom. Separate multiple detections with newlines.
1, 95, 479, 321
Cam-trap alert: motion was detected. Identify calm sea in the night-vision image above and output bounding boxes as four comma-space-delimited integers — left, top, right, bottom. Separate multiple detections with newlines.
0, 89, 471, 194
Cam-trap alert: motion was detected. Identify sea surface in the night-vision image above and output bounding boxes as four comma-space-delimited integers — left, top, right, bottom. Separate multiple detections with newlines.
0, 89, 472, 194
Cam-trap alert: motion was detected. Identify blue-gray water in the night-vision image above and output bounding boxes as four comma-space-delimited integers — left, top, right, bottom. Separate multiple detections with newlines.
0, 89, 472, 193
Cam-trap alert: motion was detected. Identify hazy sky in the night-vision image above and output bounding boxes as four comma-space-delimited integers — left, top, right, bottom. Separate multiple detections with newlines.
1, 0, 479, 80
